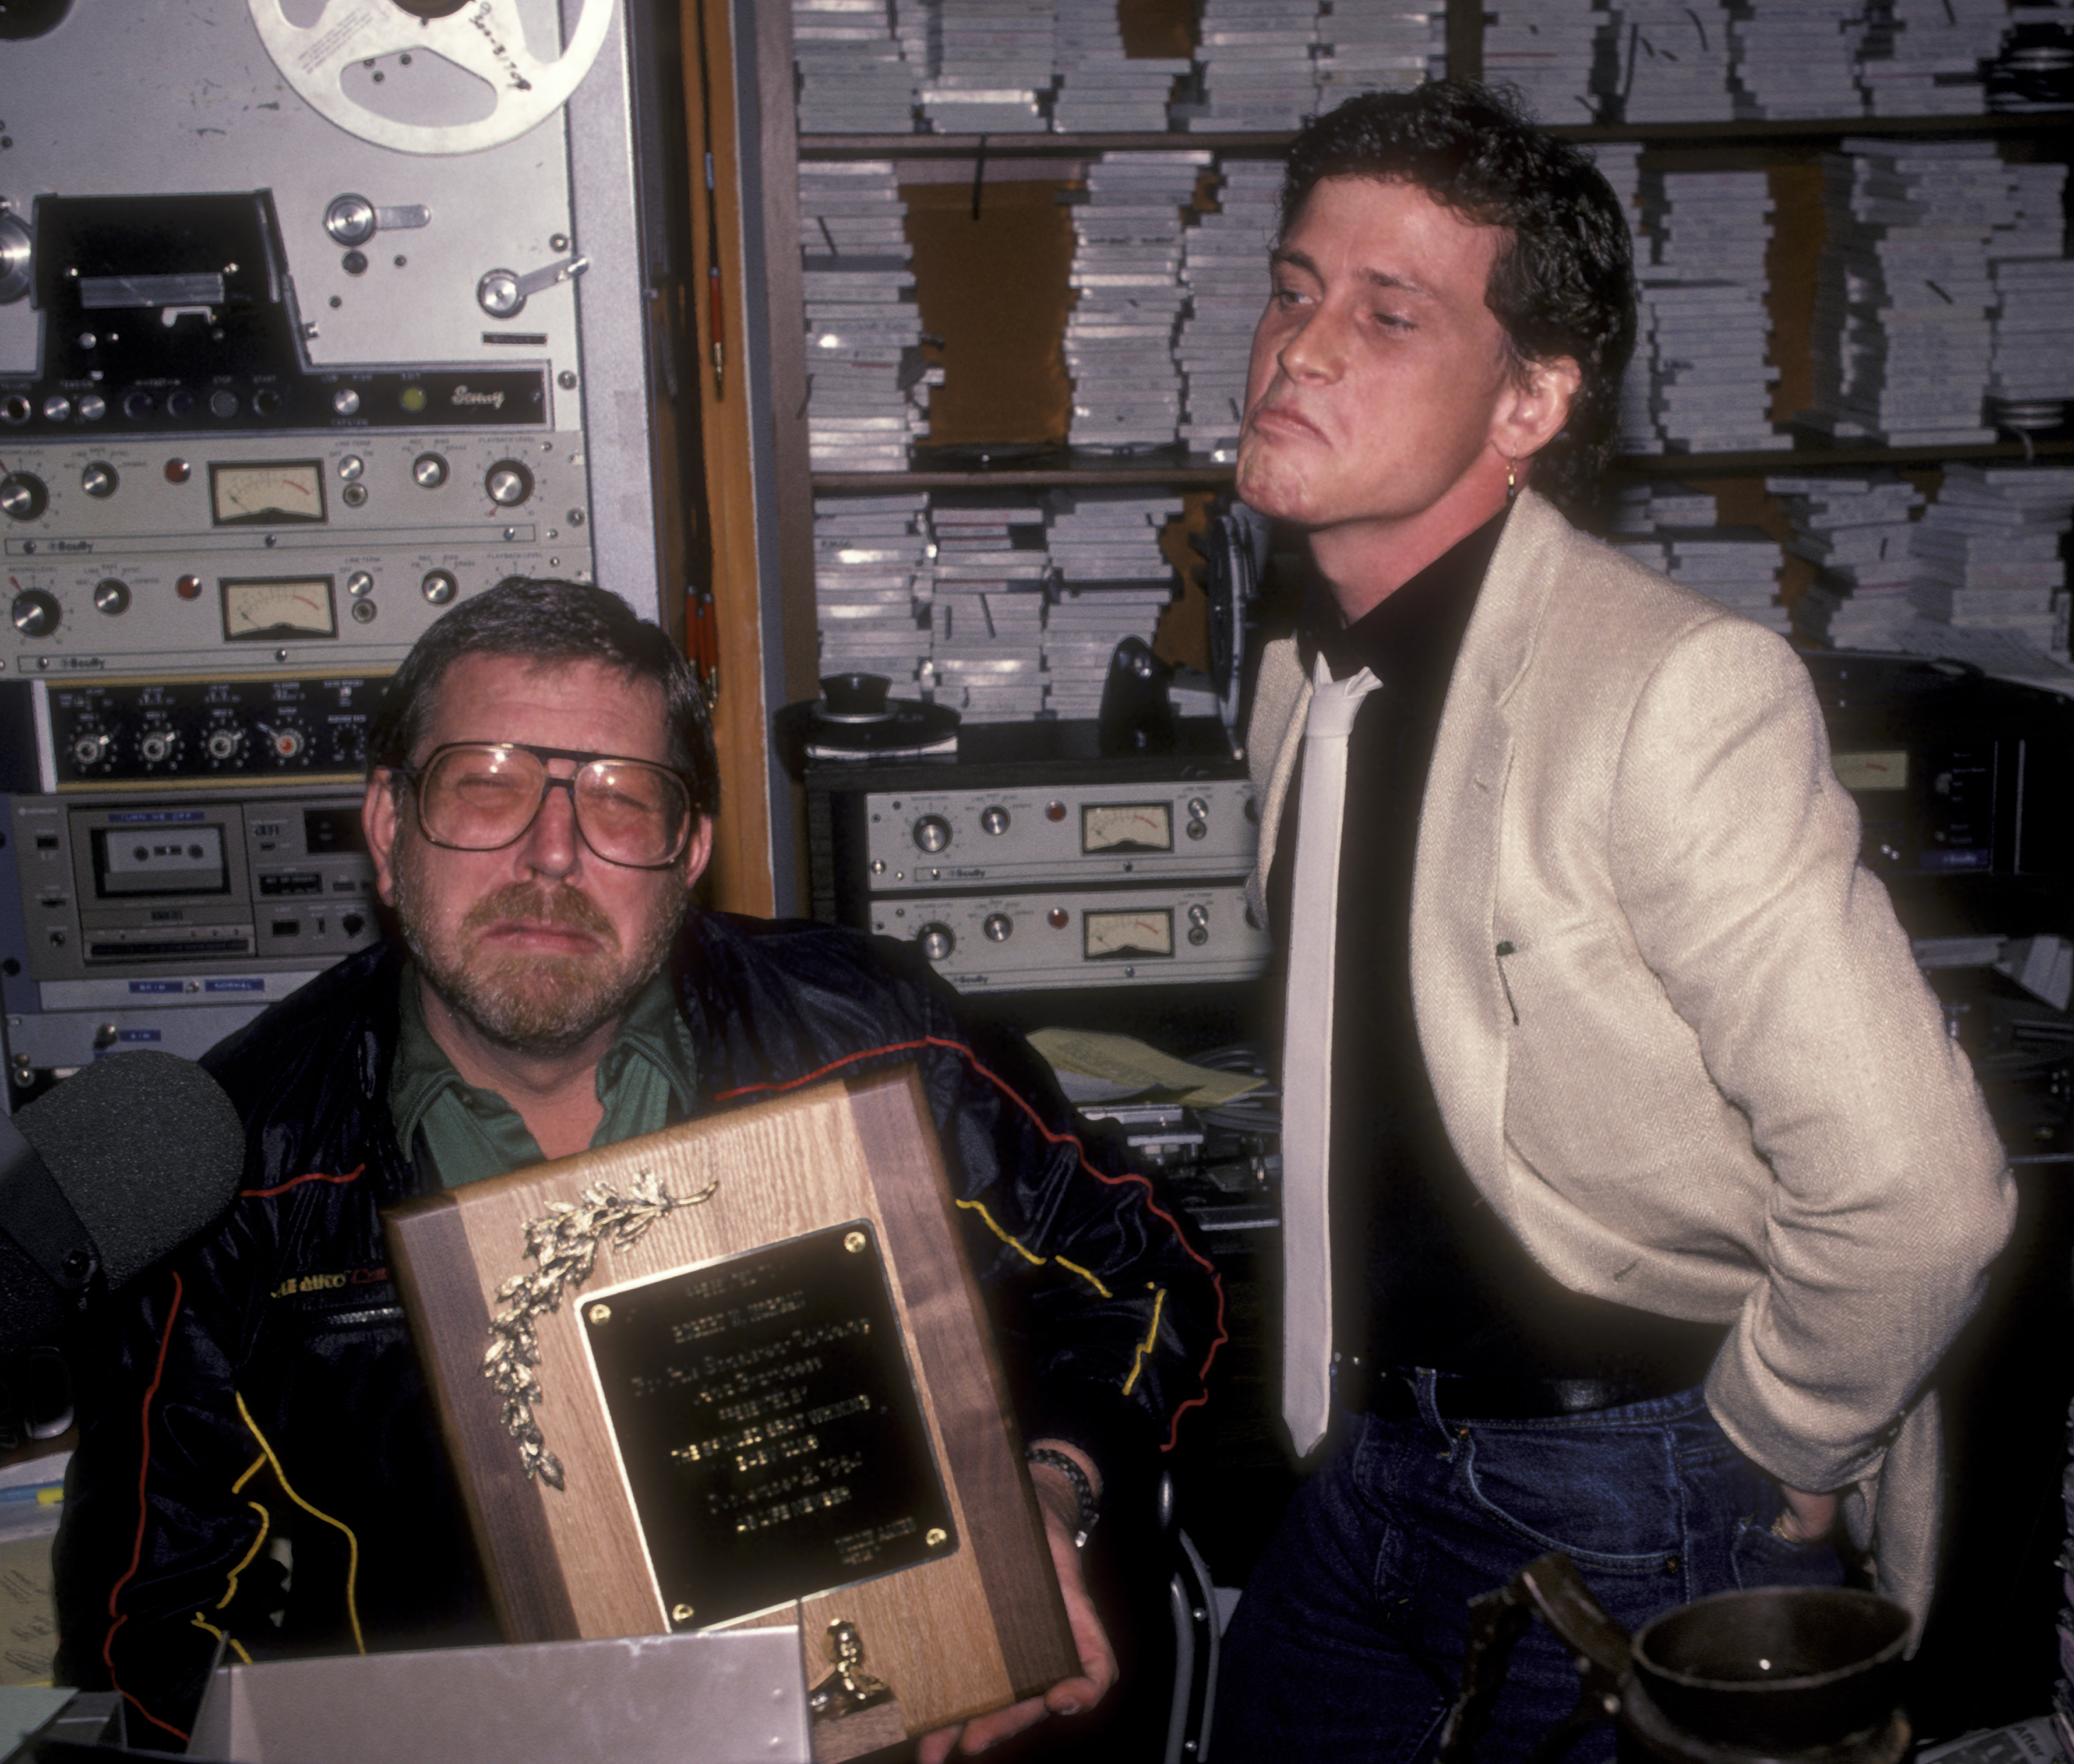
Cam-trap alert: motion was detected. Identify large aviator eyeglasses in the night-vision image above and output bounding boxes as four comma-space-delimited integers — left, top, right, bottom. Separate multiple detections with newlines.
392, 742, 697, 870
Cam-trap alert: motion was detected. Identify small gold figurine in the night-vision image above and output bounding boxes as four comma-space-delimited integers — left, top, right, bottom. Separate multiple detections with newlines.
808, 1618, 893, 1720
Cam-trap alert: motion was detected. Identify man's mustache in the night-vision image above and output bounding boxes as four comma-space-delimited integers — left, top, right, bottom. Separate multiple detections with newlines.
460, 883, 618, 945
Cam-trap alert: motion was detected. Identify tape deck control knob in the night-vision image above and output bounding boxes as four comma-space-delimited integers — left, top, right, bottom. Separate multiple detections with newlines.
983, 914, 1013, 943
413, 453, 449, 489
324, 194, 378, 247
10, 589, 59, 637
93, 578, 131, 615
0, 472, 48, 521
919, 923, 955, 961
205, 728, 246, 763
485, 460, 534, 507
80, 462, 119, 498
912, 815, 952, 854
980, 805, 1010, 836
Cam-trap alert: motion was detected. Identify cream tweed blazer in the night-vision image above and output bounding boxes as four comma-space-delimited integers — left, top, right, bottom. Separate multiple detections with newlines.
1245, 488, 2015, 1626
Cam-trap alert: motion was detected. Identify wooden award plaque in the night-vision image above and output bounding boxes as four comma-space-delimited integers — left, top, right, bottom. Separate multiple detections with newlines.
385, 1064, 1076, 1758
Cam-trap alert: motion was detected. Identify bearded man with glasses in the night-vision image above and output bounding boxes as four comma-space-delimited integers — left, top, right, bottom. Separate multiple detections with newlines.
56, 579, 1218, 1759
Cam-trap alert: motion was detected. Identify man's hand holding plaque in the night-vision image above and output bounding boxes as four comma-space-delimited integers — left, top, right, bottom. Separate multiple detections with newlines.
919, 1441, 1118, 1761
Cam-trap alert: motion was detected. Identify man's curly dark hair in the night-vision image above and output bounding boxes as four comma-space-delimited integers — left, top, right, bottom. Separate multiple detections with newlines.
1278, 80, 1636, 514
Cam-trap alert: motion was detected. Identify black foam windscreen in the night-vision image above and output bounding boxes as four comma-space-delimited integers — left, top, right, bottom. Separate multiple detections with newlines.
12, 1049, 245, 1288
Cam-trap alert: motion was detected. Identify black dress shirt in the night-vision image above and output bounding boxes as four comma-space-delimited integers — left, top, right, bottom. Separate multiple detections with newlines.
1267, 512, 1727, 1383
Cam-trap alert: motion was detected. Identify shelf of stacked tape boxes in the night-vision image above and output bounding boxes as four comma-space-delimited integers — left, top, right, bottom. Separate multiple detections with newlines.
1775, 464, 2074, 683
1784, 136, 2074, 688
1587, 134, 1791, 635
810, 487, 1186, 724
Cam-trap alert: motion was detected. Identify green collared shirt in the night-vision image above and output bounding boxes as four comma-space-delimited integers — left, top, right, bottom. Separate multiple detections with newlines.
388, 966, 700, 1188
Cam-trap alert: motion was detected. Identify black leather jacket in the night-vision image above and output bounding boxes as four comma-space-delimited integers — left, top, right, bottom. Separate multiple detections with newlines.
55, 912, 1223, 1742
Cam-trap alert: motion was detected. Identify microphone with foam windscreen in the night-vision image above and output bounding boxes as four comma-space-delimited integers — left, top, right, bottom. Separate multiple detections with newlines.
0, 1049, 246, 1355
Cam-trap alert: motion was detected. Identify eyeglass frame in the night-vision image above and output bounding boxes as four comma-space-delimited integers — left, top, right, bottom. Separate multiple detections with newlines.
386, 741, 700, 871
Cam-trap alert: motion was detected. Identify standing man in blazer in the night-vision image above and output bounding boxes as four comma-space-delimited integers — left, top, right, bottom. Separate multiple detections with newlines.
1213, 82, 2013, 1761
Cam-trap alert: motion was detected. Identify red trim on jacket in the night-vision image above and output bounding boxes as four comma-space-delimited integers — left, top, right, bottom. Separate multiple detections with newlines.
104, 1272, 192, 1743
713, 1034, 1228, 1450
240, 1164, 366, 1200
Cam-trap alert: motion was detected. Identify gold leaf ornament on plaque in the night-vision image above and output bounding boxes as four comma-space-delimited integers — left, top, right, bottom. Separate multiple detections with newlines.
480, 1170, 718, 1489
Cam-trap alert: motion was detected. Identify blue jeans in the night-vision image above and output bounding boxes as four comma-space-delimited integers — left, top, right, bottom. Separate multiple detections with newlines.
1213, 1376, 1844, 1763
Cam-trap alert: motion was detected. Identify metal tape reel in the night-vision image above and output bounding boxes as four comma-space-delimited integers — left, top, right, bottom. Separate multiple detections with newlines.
247, 0, 613, 156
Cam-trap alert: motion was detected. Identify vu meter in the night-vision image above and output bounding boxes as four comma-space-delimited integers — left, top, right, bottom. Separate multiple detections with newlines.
1084, 908, 1174, 960
1081, 803, 1173, 853
221, 576, 338, 641
209, 461, 328, 525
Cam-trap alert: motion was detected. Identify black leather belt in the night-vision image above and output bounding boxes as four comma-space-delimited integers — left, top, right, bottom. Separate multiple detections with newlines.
1337, 1359, 1697, 1423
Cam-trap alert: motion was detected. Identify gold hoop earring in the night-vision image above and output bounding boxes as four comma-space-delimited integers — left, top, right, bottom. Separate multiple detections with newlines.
1506, 457, 1518, 504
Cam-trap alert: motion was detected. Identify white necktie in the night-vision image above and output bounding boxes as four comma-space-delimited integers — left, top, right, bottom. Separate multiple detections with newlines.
1281, 653, 1381, 1455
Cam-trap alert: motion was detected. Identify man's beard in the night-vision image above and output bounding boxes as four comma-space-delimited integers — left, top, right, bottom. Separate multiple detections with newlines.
393, 843, 686, 1058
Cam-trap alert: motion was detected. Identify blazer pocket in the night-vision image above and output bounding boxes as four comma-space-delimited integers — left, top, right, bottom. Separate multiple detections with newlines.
1499, 921, 1732, 1190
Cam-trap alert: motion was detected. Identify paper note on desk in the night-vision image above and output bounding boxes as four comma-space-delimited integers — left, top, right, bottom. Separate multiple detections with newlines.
1028, 1029, 1263, 1110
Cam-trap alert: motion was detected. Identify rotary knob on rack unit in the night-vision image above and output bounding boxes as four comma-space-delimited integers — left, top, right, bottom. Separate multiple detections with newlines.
138, 728, 180, 767
421, 570, 458, 606
476, 254, 589, 320
80, 462, 119, 499
412, 453, 449, 489
71, 729, 113, 769
912, 815, 952, 854
93, 578, 131, 616
918, 923, 955, 962
980, 805, 1010, 836
484, 460, 533, 507
983, 913, 1013, 943
324, 195, 431, 249
10, 589, 58, 637
0, 472, 48, 522
204, 727, 246, 763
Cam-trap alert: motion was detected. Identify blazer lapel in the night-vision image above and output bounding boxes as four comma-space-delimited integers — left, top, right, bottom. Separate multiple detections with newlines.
1244, 635, 1311, 926
1410, 490, 1567, 1198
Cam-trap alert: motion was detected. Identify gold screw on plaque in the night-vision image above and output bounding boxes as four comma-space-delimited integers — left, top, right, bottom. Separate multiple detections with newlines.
587, 1302, 610, 1324
844, 1230, 866, 1253
926, 1528, 948, 1548
672, 1603, 694, 1624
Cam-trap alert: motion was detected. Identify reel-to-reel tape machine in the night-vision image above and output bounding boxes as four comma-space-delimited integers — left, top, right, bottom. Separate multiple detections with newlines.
0, 0, 664, 679
0, 0, 685, 1094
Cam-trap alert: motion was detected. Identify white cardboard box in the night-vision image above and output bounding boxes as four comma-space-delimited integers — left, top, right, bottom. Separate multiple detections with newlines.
186, 1629, 809, 1764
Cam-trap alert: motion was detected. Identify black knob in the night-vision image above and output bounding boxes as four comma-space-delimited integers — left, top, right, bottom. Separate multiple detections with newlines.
0, 472, 48, 521
485, 460, 534, 507
11, 589, 59, 637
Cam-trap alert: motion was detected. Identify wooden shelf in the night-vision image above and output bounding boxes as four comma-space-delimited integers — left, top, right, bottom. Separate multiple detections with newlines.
1623, 436, 2074, 474
813, 449, 1237, 492
809, 435, 2074, 493
796, 111, 2067, 161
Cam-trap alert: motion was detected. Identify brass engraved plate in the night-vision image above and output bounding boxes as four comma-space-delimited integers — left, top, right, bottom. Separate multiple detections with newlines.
582, 1220, 957, 1629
